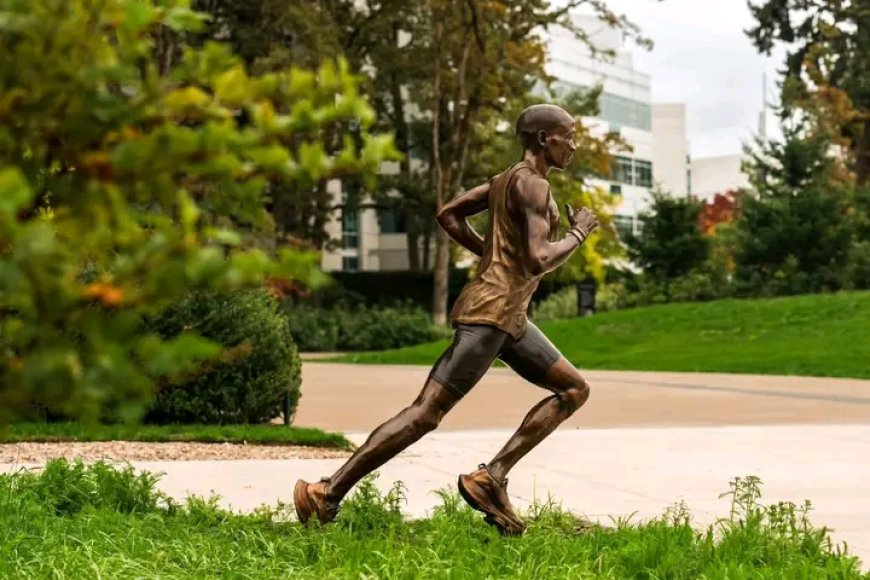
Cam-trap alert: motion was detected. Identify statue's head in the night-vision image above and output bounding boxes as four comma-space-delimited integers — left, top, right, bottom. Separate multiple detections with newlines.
515, 104, 576, 170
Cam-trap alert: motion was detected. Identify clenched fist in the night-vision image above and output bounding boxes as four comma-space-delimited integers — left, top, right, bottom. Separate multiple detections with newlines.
564, 203, 599, 238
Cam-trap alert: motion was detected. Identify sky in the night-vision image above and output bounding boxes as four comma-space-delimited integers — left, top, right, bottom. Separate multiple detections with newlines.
599, 0, 786, 159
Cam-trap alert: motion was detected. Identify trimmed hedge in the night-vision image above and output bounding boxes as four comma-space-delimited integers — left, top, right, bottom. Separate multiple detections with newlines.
144, 290, 301, 424
285, 302, 447, 352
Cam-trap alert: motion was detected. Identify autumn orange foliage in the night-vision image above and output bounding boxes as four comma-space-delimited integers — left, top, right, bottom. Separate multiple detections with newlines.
699, 190, 740, 235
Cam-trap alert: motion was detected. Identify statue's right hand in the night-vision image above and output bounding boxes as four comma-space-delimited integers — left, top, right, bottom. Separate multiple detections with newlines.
565, 203, 599, 235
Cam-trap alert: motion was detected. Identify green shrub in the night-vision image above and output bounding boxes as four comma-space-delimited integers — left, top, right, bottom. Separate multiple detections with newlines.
283, 306, 341, 352
596, 281, 631, 312
669, 267, 732, 303
339, 304, 437, 351
144, 290, 300, 424
286, 302, 439, 352
531, 286, 577, 322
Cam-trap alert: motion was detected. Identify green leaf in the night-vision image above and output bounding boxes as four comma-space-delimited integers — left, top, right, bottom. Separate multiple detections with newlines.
123, 1, 156, 33
205, 228, 241, 246
163, 6, 208, 33
246, 146, 291, 172
214, 66, 250, 106
164, 86, 211, 112
0, 168, 33, 215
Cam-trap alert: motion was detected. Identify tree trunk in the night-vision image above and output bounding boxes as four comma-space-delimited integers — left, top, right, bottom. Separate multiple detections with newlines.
432, 4, 472, 325
431, 18, 449, 325
422, 222, 433, 271
405, 209, 421, 270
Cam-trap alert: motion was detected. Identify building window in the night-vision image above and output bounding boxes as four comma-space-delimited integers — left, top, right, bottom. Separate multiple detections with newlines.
377, 206, 408, 234
342, 208, 359, 249
552, 81, 651, 131
612, 156, 633, 184
599, 92, 651, 131
635, 160, 652, 188
609, 183, 622, 195
614, 215, 634, 241
610, 156, 654, 188
342, 256, 359, 272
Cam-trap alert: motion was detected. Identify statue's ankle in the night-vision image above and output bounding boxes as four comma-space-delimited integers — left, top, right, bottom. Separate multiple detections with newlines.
320, 477, 341, 504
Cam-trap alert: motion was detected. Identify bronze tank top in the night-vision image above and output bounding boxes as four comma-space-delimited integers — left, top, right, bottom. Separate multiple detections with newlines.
450, 161, 547, 339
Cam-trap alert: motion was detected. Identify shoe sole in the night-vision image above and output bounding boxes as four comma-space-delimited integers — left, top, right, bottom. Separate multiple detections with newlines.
294, 479, 313, 524
457, 474, 525, 536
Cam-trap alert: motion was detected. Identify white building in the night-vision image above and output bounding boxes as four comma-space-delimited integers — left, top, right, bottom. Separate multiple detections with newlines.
319, 157, 434, 273
690, 154, 751, 201
652, 103, 690, 198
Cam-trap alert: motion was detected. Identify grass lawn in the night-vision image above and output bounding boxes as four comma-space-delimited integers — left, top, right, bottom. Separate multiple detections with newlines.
328, 291, 870, 379
0, 423, 352, 450
0, 460, 865, 578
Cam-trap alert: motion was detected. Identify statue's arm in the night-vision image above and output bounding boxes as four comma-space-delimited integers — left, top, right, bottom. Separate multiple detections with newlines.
435, 181, 490, 258
518, 176, 582, 276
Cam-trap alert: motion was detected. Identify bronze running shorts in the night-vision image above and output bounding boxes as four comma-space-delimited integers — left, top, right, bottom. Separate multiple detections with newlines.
428, 320, 563, 397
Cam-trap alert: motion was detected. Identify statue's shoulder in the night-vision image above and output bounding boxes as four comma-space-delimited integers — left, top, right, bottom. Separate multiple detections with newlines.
507, 169, 549, 214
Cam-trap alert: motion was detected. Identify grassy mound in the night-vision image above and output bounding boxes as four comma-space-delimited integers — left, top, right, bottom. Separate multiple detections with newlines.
0, 460, 864, 577
329, 292, 870, 378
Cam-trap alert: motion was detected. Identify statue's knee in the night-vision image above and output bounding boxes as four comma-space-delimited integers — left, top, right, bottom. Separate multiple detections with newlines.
562, 378, 590, 413
409, 405, 441, 435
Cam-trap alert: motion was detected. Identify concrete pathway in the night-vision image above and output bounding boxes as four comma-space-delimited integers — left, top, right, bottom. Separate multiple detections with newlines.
293, 364, 870, 431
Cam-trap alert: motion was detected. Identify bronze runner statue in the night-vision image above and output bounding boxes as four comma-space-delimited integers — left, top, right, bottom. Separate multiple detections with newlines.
294, 104, 599, 536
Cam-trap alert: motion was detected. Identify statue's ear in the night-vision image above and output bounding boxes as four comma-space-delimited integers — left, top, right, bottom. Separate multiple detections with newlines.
536, 129, 548, 149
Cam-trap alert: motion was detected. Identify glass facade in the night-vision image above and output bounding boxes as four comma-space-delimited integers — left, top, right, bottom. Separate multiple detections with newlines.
612, 156, 633, 184
342, 208, 359, 249
635, 160, 652, 188
342, 256, 359, 272
613, 215, 634, 240
610, 156, 653, 188
598, 92, 651, 131
552, 81, 651, 131
377, 206, 407, 234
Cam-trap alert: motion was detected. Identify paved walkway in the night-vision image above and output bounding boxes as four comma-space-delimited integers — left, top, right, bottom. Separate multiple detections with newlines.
293, 363, 870, 431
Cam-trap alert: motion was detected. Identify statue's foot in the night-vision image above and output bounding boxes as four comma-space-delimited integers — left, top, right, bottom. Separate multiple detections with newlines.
294, 478, 339, 524
458, 464, 526, 536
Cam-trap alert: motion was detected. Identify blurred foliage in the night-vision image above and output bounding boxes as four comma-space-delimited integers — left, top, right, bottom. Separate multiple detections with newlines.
190, 0, 435, 261
531, 286, 578, 323
0, 0, 395, 423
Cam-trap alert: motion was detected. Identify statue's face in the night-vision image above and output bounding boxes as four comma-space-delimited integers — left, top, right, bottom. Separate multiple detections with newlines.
543, 120, 576, 170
